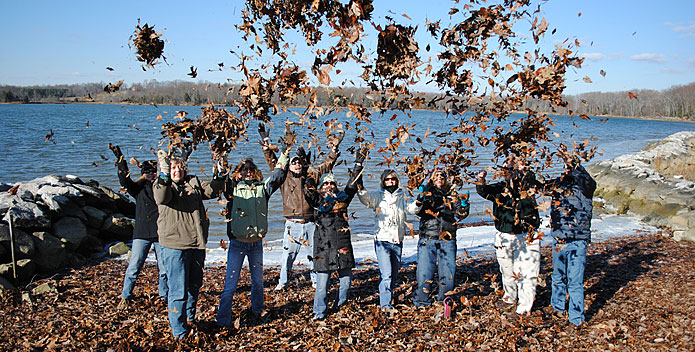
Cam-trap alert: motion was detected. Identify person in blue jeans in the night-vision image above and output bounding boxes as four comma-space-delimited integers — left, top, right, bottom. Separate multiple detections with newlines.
407, 167, 470, 307
215, 150, 288, 327
357, 164, 409, 310
110, 144, 167, 307
154, 149, 225, 339
542, 157, 596, 326
304, 150, 364, 320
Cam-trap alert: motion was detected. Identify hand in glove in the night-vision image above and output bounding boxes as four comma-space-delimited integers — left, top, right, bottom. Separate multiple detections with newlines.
109, 143, 127, 171
258, 123, 270, 141
329, 130, 345, 148
354, 147, 368, 165
157, 149, 170, 175
460, 190, 470, 208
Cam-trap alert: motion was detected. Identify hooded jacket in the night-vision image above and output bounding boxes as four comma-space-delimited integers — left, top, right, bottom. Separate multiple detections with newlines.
304, 166, 361, 272
153, 174, 224, 250
476, 171, 541, 234
225, 153, 288, 242
358, 169, 407, 245
543, 165, 596, 241
264, 147, 338, 220
117, 162, 158, 241
407, 181, 469, 240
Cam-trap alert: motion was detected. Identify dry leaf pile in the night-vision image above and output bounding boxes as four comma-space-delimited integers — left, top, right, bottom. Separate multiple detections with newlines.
2, 232, 694, 351
130, 20, 166, 69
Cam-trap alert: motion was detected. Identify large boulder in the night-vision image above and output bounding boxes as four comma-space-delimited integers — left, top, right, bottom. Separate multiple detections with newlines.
14, 175, 73, 201
0, 275, 14, 289
0, 224, 35, 260
82, 206, 107, 229
31, 232, 67, 273
97, 186, 135, 218
40, 194, 87, 222
77, 234, 105, 256
52, 217, 88, 251
0, 258, 36, 282
101, 213, 134, 240
2, 196, 51, 230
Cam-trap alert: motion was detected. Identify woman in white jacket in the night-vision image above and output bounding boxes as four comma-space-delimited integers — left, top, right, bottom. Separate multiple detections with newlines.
357, 168, 408, 310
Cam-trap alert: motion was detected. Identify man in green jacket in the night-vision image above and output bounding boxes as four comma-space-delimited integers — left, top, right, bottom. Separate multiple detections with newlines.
476, 156, 541, 315
215, 148, 289, 327
154, 149, 224, 339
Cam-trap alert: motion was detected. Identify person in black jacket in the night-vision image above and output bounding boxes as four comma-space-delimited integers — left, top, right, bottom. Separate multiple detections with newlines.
542, 157, 596, 326
406, 167, 470, 307
476, 156, 541, 315
304, 150, 364, 320
111, 145, 167, 307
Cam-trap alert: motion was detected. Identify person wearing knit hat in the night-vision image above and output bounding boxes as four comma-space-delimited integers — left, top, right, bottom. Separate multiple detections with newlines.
110, 144, 167, 310
304, 149, 365, 320
257, 123, 344, 291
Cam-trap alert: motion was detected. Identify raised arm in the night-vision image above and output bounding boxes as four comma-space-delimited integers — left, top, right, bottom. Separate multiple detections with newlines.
111, 144, 144, 198
153, 150, 173, 205
264, 149, 290, 199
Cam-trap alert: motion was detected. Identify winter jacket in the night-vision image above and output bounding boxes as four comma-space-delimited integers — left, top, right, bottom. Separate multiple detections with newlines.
225, 153, 288, 242
117, 164, 158, 241
543, 165, 597, 241
263, 147, 338, 220
407, 183, 470, 240
304, 166, 361, 272
476, 171, 541, 234
153, 174, 224, 250
358, 170, 408, 245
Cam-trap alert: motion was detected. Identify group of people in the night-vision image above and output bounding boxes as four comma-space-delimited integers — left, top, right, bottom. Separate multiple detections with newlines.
113, 127, 596, 339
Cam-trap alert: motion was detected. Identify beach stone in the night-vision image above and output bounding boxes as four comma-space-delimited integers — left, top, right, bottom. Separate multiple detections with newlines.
108, 242, 130, 257
2, 196, 51, 230
41, 194, 87, 222
97, 186, 135, 218
31, 232, 67, 273
82, 206, 107, 229
0, 259, 36, 282
0, 225, 35, 260
52, 217, 88, 251
101, 213, 134, 240
0, 184, 11, 193
32, 282, 58, 295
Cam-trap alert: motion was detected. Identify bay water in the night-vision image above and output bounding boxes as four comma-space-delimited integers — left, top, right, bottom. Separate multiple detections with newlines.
1, 104, 692, 266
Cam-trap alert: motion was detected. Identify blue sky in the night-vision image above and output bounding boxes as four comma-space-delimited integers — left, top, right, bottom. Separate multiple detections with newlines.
2, 0, 694, 95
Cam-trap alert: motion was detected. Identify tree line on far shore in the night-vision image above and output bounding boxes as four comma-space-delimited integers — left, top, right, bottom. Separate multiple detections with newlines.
1, 80, 693, 120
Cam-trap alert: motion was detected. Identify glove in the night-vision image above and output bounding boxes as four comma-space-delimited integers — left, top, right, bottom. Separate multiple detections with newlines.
214, 154, 228, 178
157, 150, 170, 175
109, 144, 127, 170
354, 147, 368, 165
460, 190, 470, 208
329, 130, 345, 148
258, 123, 270, 141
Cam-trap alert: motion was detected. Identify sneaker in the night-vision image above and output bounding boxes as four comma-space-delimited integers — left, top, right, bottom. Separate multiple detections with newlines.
274, 283, 286, 291
313, 314, 325, 321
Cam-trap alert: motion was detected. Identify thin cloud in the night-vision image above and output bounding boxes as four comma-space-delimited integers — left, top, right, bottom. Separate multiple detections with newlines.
665, 22, 695, 37
687, 58, 695, 67
660, 67, 684, 74
581, 53, 606, 61
630, 53, 666, 63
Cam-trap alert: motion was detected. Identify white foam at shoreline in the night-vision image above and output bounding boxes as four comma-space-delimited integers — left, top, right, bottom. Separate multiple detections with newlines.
131, 213, 659, 269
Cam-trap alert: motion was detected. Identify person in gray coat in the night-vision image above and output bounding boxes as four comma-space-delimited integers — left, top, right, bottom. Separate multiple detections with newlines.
542, 157, 596, 326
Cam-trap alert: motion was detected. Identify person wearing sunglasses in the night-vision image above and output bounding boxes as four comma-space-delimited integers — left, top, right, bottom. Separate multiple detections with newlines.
407, 167, 470, 308
257, 124, 344, 291
356, 151, 409, 312
110, 144, 168, 310
303, 149, 365, 320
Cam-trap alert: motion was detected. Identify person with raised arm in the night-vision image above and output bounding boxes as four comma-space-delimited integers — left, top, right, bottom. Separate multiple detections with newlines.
476, 155, 541, 316
153, 149, 225, 339
407, 167, 470, 307
215, 146, 289, 327
258, 124, 343, 291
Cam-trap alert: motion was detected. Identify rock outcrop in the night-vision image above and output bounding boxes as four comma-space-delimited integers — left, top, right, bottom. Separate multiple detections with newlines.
589, 131, 695, 241
0, 175, 136, 284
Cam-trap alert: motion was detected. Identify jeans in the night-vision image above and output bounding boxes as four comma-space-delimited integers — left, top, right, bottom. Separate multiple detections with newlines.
314, 268, 352, 318
278, 220, 316, 286
413, 237, 456, 307
160, 247, 205, 339
551, 239, 588, 326
121, 239, 168, 299
494, 232, 541, 314
216, 239, 265, 326
374, 240, 402, 308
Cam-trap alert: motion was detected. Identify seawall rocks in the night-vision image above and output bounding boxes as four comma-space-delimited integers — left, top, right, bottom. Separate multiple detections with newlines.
588, 131, 695, 241
0, 175, 136, 284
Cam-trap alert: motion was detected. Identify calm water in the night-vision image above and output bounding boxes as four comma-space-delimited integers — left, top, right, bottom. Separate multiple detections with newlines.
1, 104, 693, 246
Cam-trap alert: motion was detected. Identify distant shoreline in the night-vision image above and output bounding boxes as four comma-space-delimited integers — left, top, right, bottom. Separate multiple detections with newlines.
2, 100, 693, 124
